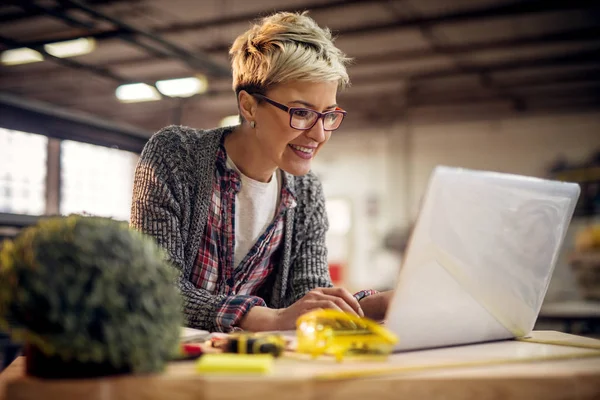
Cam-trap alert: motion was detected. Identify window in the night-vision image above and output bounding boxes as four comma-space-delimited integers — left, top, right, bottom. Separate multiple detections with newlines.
0, 128, 47, 215
60, 141, 138, 221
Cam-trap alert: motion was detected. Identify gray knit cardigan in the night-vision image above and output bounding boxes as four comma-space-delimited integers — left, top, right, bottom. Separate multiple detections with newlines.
130, 125, 333, 331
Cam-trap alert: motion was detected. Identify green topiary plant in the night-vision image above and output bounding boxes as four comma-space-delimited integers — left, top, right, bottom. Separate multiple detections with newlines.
0, 215, 182, 378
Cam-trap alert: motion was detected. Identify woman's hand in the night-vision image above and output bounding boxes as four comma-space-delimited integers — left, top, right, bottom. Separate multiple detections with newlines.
270, 287, 364, 331
240, 287, 369, 332
359, 290, 394, 322
274, 287, 364, 330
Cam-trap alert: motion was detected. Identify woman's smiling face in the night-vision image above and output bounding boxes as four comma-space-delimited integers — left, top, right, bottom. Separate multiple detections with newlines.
249, 80, 340, 176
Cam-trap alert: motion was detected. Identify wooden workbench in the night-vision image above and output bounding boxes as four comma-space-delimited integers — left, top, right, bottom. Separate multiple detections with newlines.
1, 331, 600, 400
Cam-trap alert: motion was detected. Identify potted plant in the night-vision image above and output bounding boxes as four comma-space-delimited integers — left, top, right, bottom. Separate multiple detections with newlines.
0, 215, 182, 379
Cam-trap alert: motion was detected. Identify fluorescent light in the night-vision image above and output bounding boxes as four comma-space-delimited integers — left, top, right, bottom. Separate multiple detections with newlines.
156, 76, 208, 98
219, 115, 240, 127
1, 48, 43, 66
1, 37, 96, 66
115, 83, 162, 103
44, 37, 96, 58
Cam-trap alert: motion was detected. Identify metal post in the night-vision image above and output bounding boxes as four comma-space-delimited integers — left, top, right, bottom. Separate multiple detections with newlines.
45, 138, 61, 216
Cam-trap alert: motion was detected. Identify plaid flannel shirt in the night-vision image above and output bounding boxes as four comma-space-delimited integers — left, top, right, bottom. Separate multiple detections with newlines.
190, 145, 376, 332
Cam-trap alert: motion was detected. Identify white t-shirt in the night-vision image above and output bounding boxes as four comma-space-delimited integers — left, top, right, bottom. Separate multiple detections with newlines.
226, 155, 281, 268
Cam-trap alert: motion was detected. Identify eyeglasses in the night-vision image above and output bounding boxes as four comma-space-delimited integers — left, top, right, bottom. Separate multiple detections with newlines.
251, 93, 347, 131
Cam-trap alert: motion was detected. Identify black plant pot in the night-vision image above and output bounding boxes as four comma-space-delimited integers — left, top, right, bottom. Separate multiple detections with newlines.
25, 344, 131, 379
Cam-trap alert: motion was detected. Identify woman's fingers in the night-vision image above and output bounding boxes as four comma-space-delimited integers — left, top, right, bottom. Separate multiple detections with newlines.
317, 287, 363, 317
305, 299, 344, 313
302, 295, 357, 316
321, 295, 359, 316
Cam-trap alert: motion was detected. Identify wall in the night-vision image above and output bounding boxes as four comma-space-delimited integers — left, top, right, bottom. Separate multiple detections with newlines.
312, 128, 399, 292
408, 112, 600, 218
314, 110, 600, 299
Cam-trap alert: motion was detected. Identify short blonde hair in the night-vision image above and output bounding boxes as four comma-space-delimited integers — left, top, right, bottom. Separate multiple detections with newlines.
229, 11, 351, 95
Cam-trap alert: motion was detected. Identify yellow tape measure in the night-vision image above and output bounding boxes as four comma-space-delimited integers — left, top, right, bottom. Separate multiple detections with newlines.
314, 351, 600, 381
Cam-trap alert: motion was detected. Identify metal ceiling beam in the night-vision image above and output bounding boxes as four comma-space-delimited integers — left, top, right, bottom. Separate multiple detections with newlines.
161, 0, 599, 37
17, 0, 230, 77
413, 48, 600, 81
0, 92, 150, 153
334, 84, 600, 120
356, 26, 600, 65
202, 0, 600, 53
338, 0, 600, 36
57, 0, 230, 77
408, 74, 600, 102
83, 24, 600, 71
156, 0, 382, 34
350, 48, 600, 85
12, 0, 599, 64
17, 0, 592, 43
503, 74, 600, 90
402, 71, 600, 113
11, 2, 171, 59
0, 0, 119, 24
18, 1, 97, 30
3, 0, 384, 48
410, 88, 600, 108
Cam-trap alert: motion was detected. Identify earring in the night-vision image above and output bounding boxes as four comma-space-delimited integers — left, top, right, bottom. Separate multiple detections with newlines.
250, 121, 256, 128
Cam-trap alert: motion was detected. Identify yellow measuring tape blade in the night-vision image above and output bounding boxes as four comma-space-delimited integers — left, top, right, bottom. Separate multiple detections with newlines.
516, 336, 600, 351
314, 351, 600, 381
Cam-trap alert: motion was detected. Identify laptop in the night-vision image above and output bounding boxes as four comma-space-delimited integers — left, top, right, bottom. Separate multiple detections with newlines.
385, 166, 580, 351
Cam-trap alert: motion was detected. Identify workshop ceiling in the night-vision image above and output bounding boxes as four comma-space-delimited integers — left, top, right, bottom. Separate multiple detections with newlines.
1, 0, 599, 136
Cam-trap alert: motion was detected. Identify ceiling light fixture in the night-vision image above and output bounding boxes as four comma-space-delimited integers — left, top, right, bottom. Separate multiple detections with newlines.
156, 76, 208, 98
44, 37, 96, 58
1, 48, 44, 66
115, 83, 162, 103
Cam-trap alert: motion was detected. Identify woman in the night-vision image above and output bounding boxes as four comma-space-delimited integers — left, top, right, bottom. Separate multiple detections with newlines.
130, 11, 391, 333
